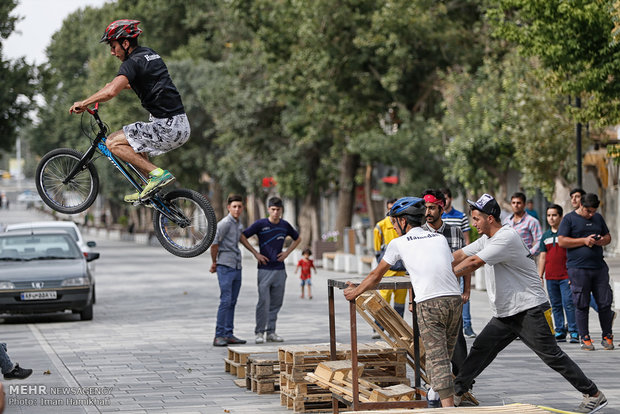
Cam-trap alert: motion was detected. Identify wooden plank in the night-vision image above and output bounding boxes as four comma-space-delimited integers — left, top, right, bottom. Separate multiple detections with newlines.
314, 360, 364, 382
369, 383, 415, 402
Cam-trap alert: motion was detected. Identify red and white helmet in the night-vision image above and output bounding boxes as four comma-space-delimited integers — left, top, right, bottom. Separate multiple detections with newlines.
100, 19, 143, 43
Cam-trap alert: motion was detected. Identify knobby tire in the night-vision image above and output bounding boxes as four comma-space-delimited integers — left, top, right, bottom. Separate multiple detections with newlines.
152, 189, 216, 258
36, 148, 99, 214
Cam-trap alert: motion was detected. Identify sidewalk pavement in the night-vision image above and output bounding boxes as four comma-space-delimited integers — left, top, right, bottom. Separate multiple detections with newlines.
0, 206, 619, 413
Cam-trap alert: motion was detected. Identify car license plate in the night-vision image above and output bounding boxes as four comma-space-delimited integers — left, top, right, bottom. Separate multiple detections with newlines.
20, 291, 57, 300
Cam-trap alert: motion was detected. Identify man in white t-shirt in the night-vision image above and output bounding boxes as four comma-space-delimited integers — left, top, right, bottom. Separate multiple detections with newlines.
451, 194, 606, 413
344, 197, 462, 408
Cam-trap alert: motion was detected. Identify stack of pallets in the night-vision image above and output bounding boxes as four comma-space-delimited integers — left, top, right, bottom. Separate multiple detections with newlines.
245, 357, 280, 394
224, 345, 279, 380
278, 343, 410, 413
305, 360, 416, 404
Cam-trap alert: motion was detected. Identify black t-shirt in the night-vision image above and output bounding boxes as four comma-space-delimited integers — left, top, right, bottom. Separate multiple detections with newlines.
558, 210, 609, 269
117, 46, 185, 118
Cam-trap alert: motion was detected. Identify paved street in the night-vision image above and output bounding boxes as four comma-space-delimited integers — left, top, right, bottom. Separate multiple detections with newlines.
0, 205, 619, 413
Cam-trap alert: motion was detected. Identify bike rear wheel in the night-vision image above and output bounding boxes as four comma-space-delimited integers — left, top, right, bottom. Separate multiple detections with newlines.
36, 148, 99, 214
152, 189, 216, 258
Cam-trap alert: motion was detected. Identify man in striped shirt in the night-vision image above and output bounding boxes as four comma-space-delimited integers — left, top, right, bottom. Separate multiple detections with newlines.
502, 192, 542, 256
441, 188, 471, 244
441, 188, 476, 339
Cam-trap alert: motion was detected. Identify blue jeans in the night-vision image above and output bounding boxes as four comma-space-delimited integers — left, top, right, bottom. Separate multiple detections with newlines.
546, 279, 577, 334
255, 268, 287, 335
460, 278, 472, 328
0, 343, 13, 374
215, 265, 242, 338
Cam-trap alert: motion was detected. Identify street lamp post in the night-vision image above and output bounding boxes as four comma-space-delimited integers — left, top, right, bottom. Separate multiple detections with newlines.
576, 97, 583, 189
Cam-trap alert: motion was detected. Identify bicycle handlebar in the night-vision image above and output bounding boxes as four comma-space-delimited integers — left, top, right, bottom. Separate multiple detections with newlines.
86, 103, 100, 115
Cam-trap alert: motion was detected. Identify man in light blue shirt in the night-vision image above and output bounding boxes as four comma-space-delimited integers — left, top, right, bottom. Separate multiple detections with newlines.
211, 195, 247, 347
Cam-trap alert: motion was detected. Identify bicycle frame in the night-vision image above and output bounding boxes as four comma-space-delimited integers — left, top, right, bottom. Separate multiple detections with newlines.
64, 105, 191, 228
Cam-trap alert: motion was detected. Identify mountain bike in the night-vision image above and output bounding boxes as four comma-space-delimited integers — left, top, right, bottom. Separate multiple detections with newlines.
35, 104, 216, 258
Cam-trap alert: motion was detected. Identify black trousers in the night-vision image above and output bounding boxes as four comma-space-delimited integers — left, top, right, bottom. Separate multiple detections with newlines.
454, 303, 598, 397
451, 319, 467, 376
568, 263, 614, 338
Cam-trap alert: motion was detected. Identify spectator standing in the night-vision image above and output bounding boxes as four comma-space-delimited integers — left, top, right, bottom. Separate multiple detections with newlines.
558, 193, 614, 351
525, 200, 540, 221
441, 188, 476, 338
344, 197, 462, 407
242, 197, 301, 344
538, 204, 578, 344
210, 195, 247, 347
0, 343, 32, 380
372, 199, 408, 339
568, 188, 600, 314
570, 188, 586, 211
296, 248, 316, 299
452, 194, 607, 413
441, 188, 471, 244
502, 192, 542, 256
420, 189, 470, 408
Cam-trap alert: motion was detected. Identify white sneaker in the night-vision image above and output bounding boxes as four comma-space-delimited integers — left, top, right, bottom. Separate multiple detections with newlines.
266, 333, 284, 342
577, 391, 607, 413
255, 333, 264, 344
454, 394, 462, 407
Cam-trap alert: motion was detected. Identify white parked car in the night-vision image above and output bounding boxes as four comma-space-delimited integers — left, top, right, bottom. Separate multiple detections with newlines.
5, 221, 97, 272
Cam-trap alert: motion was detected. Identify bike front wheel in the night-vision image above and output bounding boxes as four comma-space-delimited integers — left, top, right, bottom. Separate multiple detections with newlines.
152, 189, 216, 258
36, 148, 99, 214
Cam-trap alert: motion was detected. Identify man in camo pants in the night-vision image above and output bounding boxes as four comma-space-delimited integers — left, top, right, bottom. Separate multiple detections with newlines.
344, 197, 462, 407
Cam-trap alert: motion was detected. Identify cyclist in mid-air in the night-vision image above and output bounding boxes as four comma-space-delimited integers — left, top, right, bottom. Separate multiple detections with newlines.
69, 19, 190, 203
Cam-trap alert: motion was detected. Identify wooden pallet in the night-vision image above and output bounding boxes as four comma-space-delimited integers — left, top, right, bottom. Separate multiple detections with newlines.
280, 391, 345, 413
278, 341, 411, 408
305, 361, 417, 404
244, 357, 280, 394
224, 345, 279, 379
280, 372, 331, 397
335, 403, 555, 413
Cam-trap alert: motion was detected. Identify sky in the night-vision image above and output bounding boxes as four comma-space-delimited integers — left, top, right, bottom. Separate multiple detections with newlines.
3, 0, 109, 65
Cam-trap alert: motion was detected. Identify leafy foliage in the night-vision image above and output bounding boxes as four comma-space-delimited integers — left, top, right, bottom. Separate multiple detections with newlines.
0, 0, 35, 152
487, 0, 620, 125
432, 51, 575, 199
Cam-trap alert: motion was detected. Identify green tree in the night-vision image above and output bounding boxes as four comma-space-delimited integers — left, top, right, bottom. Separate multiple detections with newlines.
487, 0, 620, 126
432, 51, 575, 203
0, 0, 35, 152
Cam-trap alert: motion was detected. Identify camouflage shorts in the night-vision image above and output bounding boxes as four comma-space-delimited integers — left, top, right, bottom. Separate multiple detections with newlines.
123, 113, 190, 156
417, 295, 462, 399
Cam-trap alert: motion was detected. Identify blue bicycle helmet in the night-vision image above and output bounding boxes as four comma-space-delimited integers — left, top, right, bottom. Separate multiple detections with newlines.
387, 197, 425, 218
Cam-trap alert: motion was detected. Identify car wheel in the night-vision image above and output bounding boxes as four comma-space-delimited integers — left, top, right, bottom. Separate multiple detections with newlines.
80, 303, 93, 321
92, 285, 96, 305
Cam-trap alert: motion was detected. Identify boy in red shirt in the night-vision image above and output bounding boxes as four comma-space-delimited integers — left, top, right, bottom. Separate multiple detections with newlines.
538, 204, 578, 343
296, 248, 316, 299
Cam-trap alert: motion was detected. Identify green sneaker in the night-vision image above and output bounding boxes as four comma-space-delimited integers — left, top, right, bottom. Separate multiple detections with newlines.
124, 192, 141, 203
140, 170, 175, 199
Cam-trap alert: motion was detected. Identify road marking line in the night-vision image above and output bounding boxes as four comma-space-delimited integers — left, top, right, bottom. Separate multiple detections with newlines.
29, 324, 101, 414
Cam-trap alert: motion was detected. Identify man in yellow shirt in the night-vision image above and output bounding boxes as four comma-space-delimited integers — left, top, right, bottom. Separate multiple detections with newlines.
372, 199, 408, 338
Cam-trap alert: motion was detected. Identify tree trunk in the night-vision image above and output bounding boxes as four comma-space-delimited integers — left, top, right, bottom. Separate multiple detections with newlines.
553, 175, 572, 214
297, 151, 321, 248
495, 172, 511, 212
335, 151, 360, 250
298, 190, 319, 249
364, 163, 377, 227
210, 179, 225, 221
